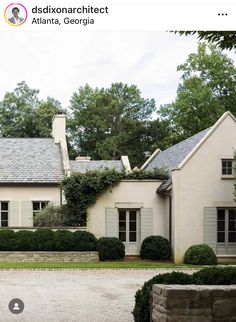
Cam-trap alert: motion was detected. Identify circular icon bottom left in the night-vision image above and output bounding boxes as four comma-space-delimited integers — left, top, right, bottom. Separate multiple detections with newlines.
8, 298, 24, 314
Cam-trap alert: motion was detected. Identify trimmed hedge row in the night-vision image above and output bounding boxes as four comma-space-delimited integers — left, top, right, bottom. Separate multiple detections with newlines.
133, 266, 236, 322
0, 230, 125, 261
0, 229, 97, 252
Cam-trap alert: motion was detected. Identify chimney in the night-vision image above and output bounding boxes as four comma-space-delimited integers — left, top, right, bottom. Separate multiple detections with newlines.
52, 114, 70, 176
52, 114, 66, 144
75, 155, 91, 161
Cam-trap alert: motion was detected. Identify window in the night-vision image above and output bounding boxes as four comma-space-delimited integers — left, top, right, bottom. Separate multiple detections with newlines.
0, 202, 9, 227
222, 159, 233, 175
32, 201, 49, 221
217, 208, 236, 243
119, 209, 137, 243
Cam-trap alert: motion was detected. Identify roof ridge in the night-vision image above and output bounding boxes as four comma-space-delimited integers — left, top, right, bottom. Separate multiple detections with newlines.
159, 127, 210, 154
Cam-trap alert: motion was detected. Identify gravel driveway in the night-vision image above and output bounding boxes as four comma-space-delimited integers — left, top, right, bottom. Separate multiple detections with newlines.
0, 269, 193, 322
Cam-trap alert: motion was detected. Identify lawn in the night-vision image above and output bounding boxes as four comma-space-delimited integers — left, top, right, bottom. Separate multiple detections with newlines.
0, 261, 202, 269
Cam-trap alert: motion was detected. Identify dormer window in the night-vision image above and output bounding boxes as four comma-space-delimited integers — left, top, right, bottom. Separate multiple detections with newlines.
222, 159, 233, 176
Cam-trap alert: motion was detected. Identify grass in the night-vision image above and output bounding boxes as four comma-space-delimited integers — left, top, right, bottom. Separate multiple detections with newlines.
0, 261, 202, 269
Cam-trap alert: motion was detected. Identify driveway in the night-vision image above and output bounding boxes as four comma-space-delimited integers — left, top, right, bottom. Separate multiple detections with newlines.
0, 269, 193, 322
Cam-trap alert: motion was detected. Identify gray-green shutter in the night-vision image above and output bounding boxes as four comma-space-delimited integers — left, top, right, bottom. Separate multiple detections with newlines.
140, 208, 153, 242
22, 201, 33, 227
204, 207, 217, 253
106, 208, 118, 237
9, 201, 20, 226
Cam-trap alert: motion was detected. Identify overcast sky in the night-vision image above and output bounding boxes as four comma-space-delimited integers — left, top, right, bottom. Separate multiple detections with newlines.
0, 31, 235, 113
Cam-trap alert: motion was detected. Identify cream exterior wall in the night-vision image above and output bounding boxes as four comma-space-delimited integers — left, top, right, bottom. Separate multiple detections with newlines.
172, 115, 236, 263
87, 180, 168, 239
0, 185, 61, 226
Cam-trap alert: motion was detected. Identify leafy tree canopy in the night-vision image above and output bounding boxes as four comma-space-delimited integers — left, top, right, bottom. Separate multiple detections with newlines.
68, 82, 157, 167
159, 43, 236, 142
177, 31, 236, 50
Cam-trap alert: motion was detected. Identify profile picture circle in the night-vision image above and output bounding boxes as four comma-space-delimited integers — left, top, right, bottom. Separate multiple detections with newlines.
4, 3, 27, 26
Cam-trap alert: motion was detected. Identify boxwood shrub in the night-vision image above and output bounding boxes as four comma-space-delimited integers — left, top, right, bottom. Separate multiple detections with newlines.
73, 231, 97, 251
0, 229, 16, 251
34, 229, 55, 251
140, 235, 171, 260
54, 230, 74, 251
97, 237, 125, 261
15, 230, 36, 251
133, 266, 236, 322
184, 244, 217, 265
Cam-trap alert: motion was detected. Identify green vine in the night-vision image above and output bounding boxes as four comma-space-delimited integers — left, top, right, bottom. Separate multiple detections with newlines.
61, 168, 168, 226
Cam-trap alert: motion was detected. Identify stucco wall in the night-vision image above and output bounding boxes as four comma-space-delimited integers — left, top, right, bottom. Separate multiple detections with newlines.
172, 115, 236, 262
0, 185, 61, 226
87, 180, 167, 239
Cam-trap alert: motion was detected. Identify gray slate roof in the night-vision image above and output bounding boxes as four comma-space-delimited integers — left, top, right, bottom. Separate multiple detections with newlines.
0, 138, 64, 183
146, 128, 210, 173
70, 160, 124, 173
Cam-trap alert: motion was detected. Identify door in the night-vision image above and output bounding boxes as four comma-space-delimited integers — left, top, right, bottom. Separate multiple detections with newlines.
118, 209, 140, 255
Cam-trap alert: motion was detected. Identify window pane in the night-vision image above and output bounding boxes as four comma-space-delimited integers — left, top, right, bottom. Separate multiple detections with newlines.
41, 202, 48, 209
1, 221, 8, 227
229, 209, 236, 220
33, 202, 40, 211
1, 212, 8, 221
1, 202, 8, 211
129, 232, 136, 242
119, 221, 126, 231
217, 221, 225, 231
217, 209, 225, 220
129, 211, 136, 221
229, 221, 236, 231
119, 231, 126, 242
217, 232, 225, 242
130, 221, 136, 231
119, 211, 126, 221
228, 232, 236, 242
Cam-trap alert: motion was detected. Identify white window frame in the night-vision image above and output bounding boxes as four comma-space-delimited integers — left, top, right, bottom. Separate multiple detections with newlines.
217, 208, 236, 245
118, 209, 139, 243
0, 201, 9, 227
221, 159, 234, 177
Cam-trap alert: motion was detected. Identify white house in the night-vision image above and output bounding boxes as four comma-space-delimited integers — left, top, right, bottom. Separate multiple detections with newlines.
0, 112, 235, 263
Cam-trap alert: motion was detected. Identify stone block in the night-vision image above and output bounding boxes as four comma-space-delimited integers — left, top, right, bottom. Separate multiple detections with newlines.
213, 299, 236, 317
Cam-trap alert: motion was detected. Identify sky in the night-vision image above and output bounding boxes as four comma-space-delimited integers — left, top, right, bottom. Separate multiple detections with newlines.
0, 31, 235, 113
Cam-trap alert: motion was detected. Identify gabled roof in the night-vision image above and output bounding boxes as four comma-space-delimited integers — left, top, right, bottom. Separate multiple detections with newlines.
0, 138, 64, 183
144, 127, 210, 173
70, 160, 124, 173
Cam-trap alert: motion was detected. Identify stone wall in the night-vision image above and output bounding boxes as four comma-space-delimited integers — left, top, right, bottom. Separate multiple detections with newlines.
152, 284, 236, 322
0, 251, 99, 262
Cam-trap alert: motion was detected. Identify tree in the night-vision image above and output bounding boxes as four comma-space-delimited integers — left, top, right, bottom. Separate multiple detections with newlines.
0, 81, 64, 138
159, 43, 236, 142
69, 83, 156, 166
177, 31, 236, 50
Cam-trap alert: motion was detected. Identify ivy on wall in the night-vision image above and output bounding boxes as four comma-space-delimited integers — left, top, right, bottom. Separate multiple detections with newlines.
61, 168, 168, 226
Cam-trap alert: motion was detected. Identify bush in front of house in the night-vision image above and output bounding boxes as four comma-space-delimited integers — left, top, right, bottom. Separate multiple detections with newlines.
184, 244, 217, 265
33, 204, 66, 227
15, 230, 36, 251
133, 271, 193, 322
73, 231, 97, 251
132, 266, 236, 322
54, 230, 74, 251
97, 237, 125, 261
0, 229, 16, 251
34, 229, 55, 251
140, 235, 171, 260
192, 266, 236, 284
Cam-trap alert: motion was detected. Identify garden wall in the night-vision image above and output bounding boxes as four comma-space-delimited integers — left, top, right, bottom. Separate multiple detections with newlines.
0, 251, 99, 262
152, 284, 236, 322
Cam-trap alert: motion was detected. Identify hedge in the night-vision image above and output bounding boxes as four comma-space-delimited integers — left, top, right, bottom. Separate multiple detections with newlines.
97, 237, 125, 261
133, 266, 236, 322
184, 244, 217, 265
0, 229, 97, 252
140, 235, 171, 260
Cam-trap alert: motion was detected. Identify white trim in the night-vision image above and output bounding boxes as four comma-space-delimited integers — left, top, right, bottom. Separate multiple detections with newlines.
121, 155, 131, 172
141, 148, 161, 170
173, 111, 236, 171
